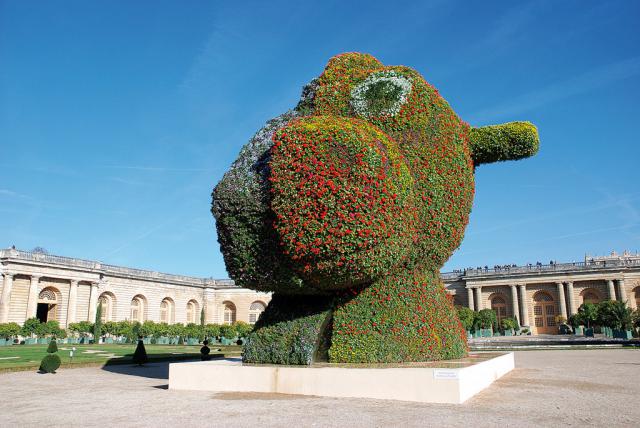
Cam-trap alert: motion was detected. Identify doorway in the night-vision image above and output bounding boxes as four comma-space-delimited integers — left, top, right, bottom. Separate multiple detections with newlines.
37, 288, 59, 323
533, 291, 556, 334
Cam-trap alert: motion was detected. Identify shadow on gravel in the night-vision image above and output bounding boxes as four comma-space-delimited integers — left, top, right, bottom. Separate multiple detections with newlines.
101, 361, 171, 380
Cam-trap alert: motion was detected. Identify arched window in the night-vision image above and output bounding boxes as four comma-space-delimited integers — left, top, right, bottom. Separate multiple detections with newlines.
223, 301, 236, 325
581, 288, 601, 305
130, 295, 146, 322
37, 287, 59, 323
186, 300, 199, 324
160, 298, 175, 324
98, 292, 115, 322
490, 295, 507, 324
249, 301, 266, 324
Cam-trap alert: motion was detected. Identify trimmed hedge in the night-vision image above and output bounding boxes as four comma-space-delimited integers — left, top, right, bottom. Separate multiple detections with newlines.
39, 353, 61, 373
213, 52, 539, 364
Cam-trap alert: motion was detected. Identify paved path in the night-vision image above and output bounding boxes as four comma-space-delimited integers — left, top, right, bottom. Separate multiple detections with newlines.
0, 349, 638, 427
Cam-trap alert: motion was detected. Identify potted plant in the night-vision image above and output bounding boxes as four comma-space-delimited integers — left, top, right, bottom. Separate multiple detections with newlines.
21, 317, 40, 344
568, 314, 583, 335
555, 316, 571, 334
168, 323, 183, 345
219, 324, 237, 345
474, 309, 497, 337
0, 322, 20, 346
597, 300, 633, 339
455, 306, 475, 340
185, 323, 201, 345
204, 323, 221, 343
154, 322, 170, 344
501, 317, 517, 336
577, 303, 597, 337
139, 321, 156, 344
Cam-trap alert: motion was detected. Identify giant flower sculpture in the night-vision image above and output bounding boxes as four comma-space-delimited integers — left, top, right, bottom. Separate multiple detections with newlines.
212, 53, 539, 364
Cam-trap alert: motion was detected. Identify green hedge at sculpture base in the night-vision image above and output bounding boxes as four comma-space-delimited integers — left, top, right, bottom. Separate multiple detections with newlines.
39, 353, 61, 373
243, 294, 333, 365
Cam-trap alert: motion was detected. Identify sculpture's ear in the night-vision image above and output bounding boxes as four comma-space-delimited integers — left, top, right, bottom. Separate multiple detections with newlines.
469, 121, 539, 166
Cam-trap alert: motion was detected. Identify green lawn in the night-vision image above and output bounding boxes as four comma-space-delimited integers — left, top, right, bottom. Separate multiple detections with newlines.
0, 343, 242, 372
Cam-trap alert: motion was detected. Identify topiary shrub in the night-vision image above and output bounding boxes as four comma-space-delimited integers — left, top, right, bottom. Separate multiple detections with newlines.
46, 338, 58, 353
39, 338, 61, 373
132, 339, 148, 366
212, 52, 539, 364
39, 353, 61, 373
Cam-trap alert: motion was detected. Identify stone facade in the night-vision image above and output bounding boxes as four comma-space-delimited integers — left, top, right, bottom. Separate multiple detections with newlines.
2, 248, 639, 335
443, 251, 640, 334
0, 248, 271, 327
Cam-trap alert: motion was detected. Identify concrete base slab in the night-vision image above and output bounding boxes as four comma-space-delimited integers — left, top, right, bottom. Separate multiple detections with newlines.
169, 352, 514, 404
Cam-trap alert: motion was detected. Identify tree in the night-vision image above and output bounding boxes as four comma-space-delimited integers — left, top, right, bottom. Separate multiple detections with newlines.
597, 300, 632, 330
22, 317, 41, 338
455, 306, 475, 331
219, 324, 237, 339
204, 324, 220, 340
232, 321, 252, 338
577, 303, 598, 328
200, 308, 205, 326
94, 302, 103, 341
132, 339, 148, 365
0, 322, 21, 340
46, 338, 58, 353
474, 309, 497, 330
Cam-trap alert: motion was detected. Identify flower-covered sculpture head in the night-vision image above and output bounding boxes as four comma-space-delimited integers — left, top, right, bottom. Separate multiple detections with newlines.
213, 52, 538, 294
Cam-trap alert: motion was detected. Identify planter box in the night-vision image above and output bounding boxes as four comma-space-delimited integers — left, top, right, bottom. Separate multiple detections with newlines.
481, 328, 493, 338
573, 326, 584, 336
186, 338, 199, 346
613, 329, 632, 340
585, 328, 594, 337
142, 338, 151, 345
24, 338, 37, 345
37, 338, 48, 345
156, 337, 170, 345
79, 337, 91, 344
0, 339, 7, 346
170, 337, 179, 345
504, 329, 513, 337
105, 338, 114, 344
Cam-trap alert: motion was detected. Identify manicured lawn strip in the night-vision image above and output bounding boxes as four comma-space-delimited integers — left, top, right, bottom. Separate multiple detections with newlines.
0, 344, 242, 372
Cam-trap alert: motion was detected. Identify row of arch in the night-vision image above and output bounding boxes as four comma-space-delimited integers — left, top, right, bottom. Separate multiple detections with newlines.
34, 286, 268, 325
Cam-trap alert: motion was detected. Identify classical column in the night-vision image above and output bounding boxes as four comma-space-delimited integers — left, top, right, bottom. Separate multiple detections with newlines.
519, 284, 530, 326
510, 284, 520, 325
617, 279, 627, 304
607, 279, 616, 300
474, 287, 482, 310
0, 272, 14, 323
88, 282, 99, 322
566, 281, 576, 315
556, 282, 567, 319
26, 275, 40, 319
629, 286, 637, 310
67, 280, 78, 325
467, 287, 475, 311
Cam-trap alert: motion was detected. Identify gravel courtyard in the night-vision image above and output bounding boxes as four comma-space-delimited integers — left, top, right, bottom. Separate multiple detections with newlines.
0, 349, 638, 427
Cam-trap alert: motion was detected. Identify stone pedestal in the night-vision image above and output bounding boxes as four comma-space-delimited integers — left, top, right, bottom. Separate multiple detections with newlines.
169, 353, 515, 404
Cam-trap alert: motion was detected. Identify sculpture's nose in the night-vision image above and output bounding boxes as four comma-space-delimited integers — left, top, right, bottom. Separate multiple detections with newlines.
469, 121, 539, 166
268, 115, 415, 290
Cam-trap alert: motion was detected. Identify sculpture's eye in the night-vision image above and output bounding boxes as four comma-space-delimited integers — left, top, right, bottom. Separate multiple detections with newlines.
350, 71, 412, 118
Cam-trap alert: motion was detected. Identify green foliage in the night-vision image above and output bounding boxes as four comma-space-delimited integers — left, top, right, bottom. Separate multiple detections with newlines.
185, 323, 203, 340
232, 321, 252, 338
212, 52, 538, 364
94, 302, 103, 339
500, 317, 517, 331
39, 353, 61, 373
139, 321, 157, 338
577, 303, 598, 328
219, 324, 236, 339
168, 323, 185, 338
474, 309, 497, 330
22, 317, 41, 338
0, 322, 21, 339
469, 122, 540, 166
568, 314, 582, 328
200, 308, 205, 326
132, 339, 148, 365
596, 300, 632, 330
455, 306, 475, 331
69, 321, 93, 336
155, 322, 170, 338
204, 324, 221, 339
46, 338, 58, 353
103, 321, 118, 337
243, 294, 332, 365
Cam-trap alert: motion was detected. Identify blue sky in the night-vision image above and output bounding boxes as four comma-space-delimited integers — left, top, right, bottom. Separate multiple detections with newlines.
1, 0, 639, 278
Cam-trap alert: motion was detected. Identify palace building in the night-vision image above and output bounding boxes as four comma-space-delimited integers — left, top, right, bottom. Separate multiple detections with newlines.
1, 247, 639, 335
0, 248, 270, 327
443, 251, 640, 334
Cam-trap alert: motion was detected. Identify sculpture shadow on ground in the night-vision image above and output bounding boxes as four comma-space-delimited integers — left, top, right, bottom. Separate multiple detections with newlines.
100, 360, 172, 380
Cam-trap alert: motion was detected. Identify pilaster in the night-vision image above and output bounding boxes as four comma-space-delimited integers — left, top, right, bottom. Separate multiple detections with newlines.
26, 275, 41, 319
467, 287, 475, 311
474, 287, 482, 311
67, 280, 78, 326
518, 284, 529, 326
566, 281, 576, 315
617, 279, 627, 303
556, 282, 567, 319
0, 272, 14, 323
88, 282, 99, 322
607, 279, 616, 300
510, 284, 520, 325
